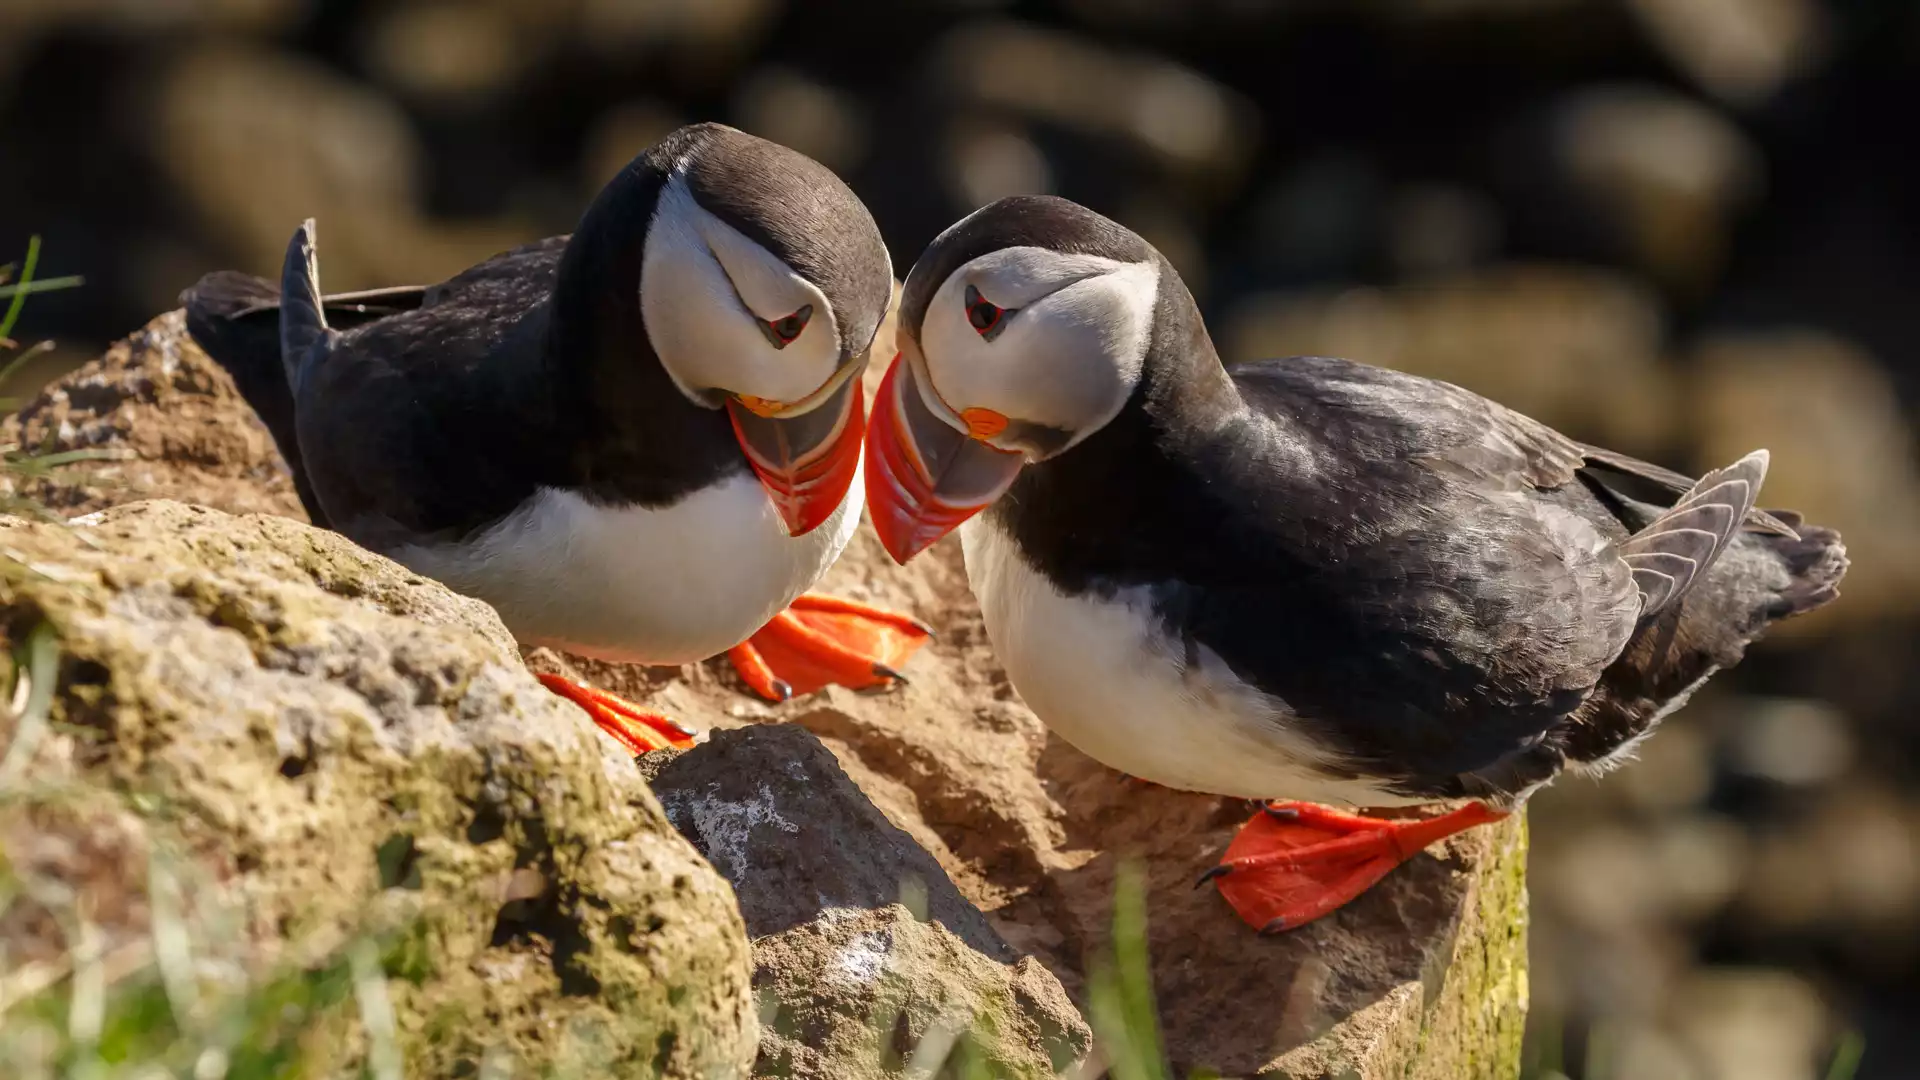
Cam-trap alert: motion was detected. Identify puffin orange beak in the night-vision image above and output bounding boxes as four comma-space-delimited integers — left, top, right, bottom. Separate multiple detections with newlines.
725, 372, 865, 537
865, 352, 1024, 564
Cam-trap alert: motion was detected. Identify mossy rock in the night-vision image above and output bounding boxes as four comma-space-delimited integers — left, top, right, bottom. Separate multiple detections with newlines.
1263, 815, 1529, 1080
0, 501, 757, 1078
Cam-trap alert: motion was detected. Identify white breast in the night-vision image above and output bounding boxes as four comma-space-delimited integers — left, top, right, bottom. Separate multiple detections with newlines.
960, 517, 1417, 807
394, 463, 863, 665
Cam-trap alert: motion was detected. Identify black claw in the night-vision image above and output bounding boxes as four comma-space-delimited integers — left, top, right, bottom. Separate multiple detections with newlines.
908, 617, 937, 638
872, 662, 907, 683
771, 679, 794, 703
1259, 917, 1289, 936
666, 718, 699, 738
1262, 804, 1300, 821
1194, 864, 1233, 889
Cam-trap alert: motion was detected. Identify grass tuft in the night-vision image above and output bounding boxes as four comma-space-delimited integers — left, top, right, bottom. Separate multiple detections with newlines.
0, 238, 118, 516
1084, 861, 1179, 1080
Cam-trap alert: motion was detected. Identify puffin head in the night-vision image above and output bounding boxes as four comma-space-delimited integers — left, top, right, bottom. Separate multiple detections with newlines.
865, 195, 1163, 563
636, 124, 893, 537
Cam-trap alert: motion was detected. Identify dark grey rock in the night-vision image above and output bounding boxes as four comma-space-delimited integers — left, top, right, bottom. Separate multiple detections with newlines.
650, 723, 1015, 960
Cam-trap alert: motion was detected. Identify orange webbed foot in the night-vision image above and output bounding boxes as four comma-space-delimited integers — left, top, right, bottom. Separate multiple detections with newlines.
537, 673, 698, 755
1199, 800, 1507, 933
727, 593, 933, 701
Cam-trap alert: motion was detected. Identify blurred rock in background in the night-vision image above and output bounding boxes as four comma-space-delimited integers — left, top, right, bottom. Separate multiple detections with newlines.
3, 1, 1917, 1077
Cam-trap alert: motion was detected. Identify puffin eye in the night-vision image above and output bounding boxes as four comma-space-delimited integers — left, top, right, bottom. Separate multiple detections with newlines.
964, 284, 1012, 340
761, 304, 812, 349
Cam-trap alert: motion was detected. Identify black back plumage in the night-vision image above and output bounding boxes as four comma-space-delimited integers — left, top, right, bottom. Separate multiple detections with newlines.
181, 122, 888, 552
187, 226, 586, 548
929, 197, 1848, 803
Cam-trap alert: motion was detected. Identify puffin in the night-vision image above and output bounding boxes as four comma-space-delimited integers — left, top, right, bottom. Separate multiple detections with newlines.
864, 195, 1849, 933
182, 123, 928, 755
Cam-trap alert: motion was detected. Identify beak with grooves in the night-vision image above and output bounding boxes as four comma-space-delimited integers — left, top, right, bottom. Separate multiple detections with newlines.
725, 361, 867, 537
864, 352, 1025, 564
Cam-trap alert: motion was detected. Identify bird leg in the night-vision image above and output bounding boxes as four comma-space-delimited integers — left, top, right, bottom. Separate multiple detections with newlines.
537, 673, 698, 755
1198, 800, 1507, 933
726, 593, 933, 701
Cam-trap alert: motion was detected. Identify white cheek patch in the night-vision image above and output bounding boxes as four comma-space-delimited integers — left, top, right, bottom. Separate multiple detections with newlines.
919, 250, 1158, 452
640, 172, 842, 405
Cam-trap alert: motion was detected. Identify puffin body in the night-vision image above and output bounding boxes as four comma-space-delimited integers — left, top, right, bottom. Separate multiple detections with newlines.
867, 195, 1849, 932
184, 123, 927, 753
395, 459, 863, 667
960, 519, 1411, 808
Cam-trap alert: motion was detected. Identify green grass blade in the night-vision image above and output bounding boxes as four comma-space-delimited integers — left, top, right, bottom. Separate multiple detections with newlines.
1824, 1031, 1865, 1080
67, 912, 106, 1056
1085, 861, 1171, 1080
0, 338, 55, 390
8, 448, 131, 473
0, 236, 41, 342
1112, 864, 1163, 1073
350, 938, 404, 1080
0, 622, 59, 790
148, 853, 199, 1030
0, 275, 84, 302
902, 1013, 964, 1079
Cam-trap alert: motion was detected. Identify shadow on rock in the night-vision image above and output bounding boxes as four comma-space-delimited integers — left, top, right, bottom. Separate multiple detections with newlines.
649, 724, 1091, 1079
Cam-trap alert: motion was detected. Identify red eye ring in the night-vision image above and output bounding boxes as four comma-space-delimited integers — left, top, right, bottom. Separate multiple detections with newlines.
964, 284, 1004, 336
763, 304, 812, 348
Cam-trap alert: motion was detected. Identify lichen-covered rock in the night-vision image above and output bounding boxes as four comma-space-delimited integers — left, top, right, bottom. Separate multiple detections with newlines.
649, 724, 1015, 957
649, 725, 1092, 1079
753, 906, 1089, 1080
0, 501, 756, 1078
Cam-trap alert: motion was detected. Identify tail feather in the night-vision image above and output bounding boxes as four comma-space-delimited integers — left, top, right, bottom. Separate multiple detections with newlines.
278, 218, 332, 389
1764, 523, 1848, 619
1759, 507, 1804, 530
180, 233, 331, 527
1554, 478, 1848, 775
1620, 449, 1767, 616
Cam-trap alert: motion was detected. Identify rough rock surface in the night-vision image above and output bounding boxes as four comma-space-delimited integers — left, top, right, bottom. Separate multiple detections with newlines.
650, 724, 1013, 955
650, 724, 1091, 1079
0, 501, 757, 1078
9, 315, 1529, 1078
754, 906, 1089, 1080
0, 310, 308, 520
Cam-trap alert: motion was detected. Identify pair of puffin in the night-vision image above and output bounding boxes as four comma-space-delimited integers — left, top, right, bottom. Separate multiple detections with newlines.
185, 123, 928, 754
187, 124, 1848, 934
